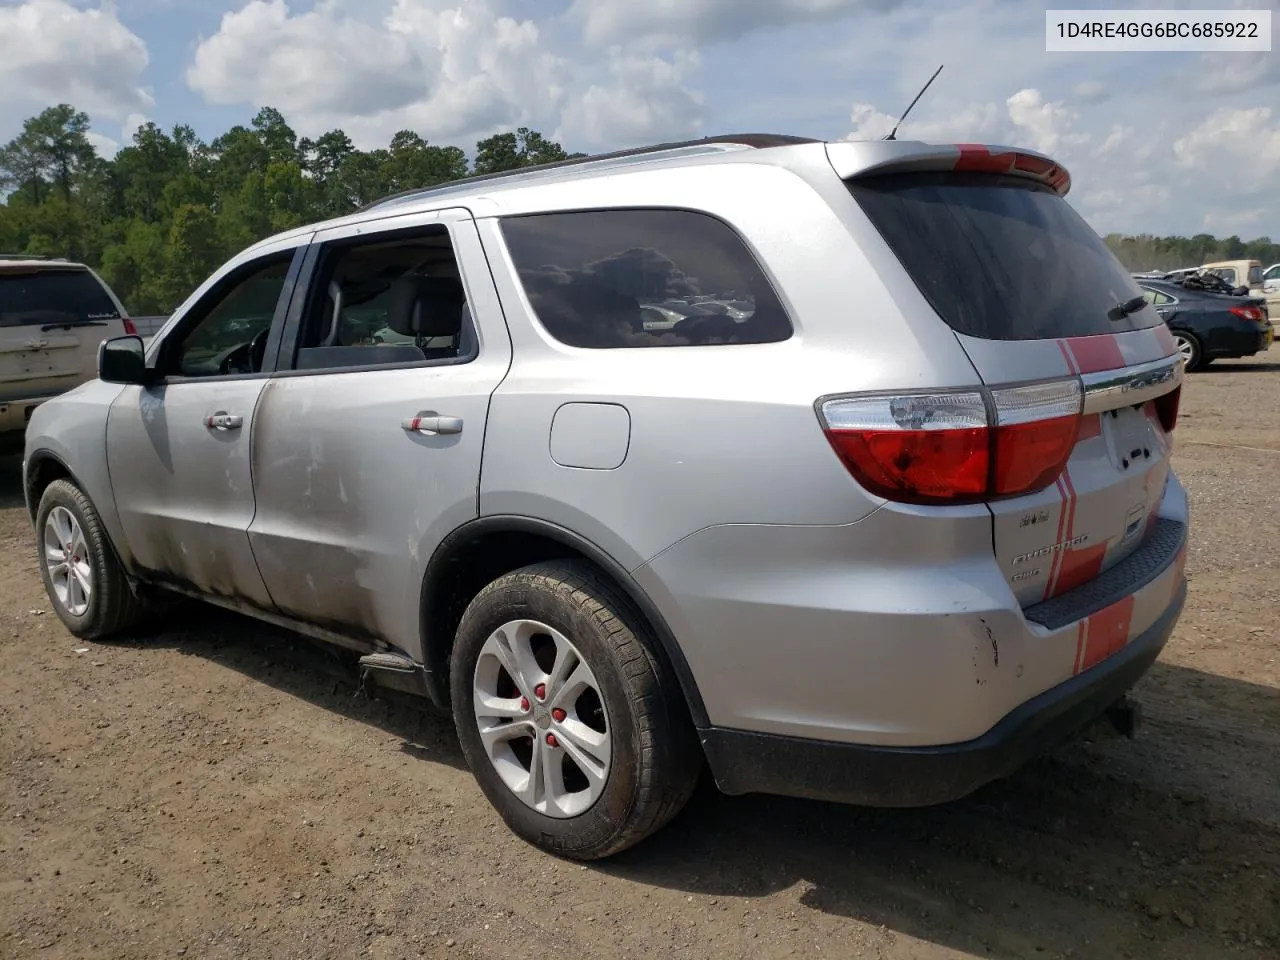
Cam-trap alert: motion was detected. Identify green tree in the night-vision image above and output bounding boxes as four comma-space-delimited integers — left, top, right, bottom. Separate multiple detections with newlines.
473, 126, 580, 174
0, 102, 589, 311
159, 204, 220, 308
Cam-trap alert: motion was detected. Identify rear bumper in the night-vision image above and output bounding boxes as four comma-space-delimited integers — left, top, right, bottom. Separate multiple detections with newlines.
703, 579, 1184, 807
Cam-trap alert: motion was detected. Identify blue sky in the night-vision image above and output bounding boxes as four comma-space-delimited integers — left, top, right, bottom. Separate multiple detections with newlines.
1, 0, 1277, 237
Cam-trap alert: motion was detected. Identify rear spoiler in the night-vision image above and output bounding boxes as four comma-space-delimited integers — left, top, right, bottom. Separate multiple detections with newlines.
825, 140, 1072, 197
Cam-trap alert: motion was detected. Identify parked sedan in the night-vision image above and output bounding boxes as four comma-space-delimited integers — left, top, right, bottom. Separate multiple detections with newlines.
1138, 279, 1272, 370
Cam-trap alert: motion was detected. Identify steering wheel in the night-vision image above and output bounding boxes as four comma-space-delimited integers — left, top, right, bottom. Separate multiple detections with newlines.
218, 328, 271, 375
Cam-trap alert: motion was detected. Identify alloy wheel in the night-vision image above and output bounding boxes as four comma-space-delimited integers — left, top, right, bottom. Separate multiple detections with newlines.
472, 619, 611, 818
43, 506, 92, 617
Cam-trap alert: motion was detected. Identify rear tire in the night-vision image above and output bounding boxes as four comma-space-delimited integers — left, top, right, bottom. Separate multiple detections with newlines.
35, 480, 146, 640
1173, 331, 1204, 371
450, 560, 701, 860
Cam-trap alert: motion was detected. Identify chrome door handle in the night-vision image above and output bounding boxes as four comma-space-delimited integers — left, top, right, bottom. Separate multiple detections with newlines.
402, 414, 463, 436
204, 412, 244, 431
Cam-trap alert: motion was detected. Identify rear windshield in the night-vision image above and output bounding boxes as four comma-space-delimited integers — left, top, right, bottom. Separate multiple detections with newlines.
0, 269, 119, 328
849, 173, 1160, 341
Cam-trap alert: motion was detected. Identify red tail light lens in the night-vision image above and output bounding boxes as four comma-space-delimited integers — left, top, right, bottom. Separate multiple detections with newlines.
1229, 304, 1265, 323
820, 380, 1083, 505
1154, 384, 1181, 434
122, 317, 138, 336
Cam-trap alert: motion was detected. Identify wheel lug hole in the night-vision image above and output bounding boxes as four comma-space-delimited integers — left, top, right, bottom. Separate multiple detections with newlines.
551, 708, 566, 723
545, 733, 559, 748
534, 683, 546, 701
519, 696, 530, 712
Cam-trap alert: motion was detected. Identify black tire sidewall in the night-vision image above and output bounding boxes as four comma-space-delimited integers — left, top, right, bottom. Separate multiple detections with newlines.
35, 481, 111, 637
450, 571, 645, 857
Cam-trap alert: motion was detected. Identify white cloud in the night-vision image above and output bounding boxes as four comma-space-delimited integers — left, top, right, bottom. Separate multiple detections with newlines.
185, 0, 702, 152
569, 0, 906, 46
1173, 106, 1280, 184
559, 49, 703, 147
1005, 88, 1084, 156
845, 103, 895, 140
186, 0, 427, 119
0, 0, 153, 123
1072, 80, 1110, 105
85, 130, 119, 159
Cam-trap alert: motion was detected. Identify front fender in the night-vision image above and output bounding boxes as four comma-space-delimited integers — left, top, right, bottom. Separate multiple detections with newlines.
23, 382, 130, 566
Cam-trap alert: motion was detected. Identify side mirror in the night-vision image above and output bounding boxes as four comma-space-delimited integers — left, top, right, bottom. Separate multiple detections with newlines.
98, 335, 149, 385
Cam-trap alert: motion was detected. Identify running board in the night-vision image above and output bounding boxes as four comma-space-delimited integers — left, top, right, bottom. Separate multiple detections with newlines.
358, 651, 432, 699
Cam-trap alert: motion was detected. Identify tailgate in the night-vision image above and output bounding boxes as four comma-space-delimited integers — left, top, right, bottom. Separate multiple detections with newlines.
0, 266, 120, 397
843, 154, 1182, 607
959, 331, 1180, 604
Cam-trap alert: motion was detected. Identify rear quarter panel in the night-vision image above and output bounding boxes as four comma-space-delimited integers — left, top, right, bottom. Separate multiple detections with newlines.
473, 159, 984, 569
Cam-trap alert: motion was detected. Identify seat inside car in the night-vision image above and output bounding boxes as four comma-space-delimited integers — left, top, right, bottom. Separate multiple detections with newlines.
387, 274, 467, 360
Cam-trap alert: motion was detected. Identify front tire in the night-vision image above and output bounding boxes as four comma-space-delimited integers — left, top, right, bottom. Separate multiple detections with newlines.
450, 560, 701, 860
35, 480, 145, 640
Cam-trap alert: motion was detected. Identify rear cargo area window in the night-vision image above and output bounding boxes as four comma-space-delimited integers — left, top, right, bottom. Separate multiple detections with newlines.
500, 209, 792, 348
849, 173, 1161, 341
0, 269, 118, 328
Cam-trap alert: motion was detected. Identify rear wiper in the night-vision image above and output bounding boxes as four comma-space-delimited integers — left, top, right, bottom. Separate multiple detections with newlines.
1107, 296, 1148, 322
40, 319, 108, 331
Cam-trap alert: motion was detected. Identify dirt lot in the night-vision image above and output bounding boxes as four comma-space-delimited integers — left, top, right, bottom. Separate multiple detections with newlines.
2, 359, 1278, 960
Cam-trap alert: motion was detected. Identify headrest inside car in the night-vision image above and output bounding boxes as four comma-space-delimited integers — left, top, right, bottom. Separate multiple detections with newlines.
387, 275, 466, 338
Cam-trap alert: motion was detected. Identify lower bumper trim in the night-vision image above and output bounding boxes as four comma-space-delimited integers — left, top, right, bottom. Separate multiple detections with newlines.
701, 582, 1185, 808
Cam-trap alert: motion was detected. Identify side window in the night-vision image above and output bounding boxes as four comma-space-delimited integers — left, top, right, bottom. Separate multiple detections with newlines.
290, 225, 475, 372
170, 256, 292, 378
1247, 265, 1264, 286
1214, 267, 1237, 285
1140, 288, 1159, 305
500, 209, 793, 348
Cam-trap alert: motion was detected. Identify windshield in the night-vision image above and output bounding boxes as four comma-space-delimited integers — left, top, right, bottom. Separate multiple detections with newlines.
849, 172, 1161, 341
0, 269, 118, 328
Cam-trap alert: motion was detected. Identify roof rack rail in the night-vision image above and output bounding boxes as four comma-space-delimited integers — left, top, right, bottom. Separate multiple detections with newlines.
0, 253, 67, 261
356, 133, 820, 213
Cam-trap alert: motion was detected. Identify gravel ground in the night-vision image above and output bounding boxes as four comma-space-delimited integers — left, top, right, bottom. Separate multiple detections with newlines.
1, 357, 1278, 960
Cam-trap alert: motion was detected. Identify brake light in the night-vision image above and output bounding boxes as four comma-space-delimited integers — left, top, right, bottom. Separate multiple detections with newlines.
820, 379, 1083, 505
1229, 305, 1265, 323
122, 316, 138, 336
1154, 384, 1181, 434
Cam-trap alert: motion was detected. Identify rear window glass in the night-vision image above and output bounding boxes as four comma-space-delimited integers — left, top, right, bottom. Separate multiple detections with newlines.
0, 269, 118, 328
1248, 265, 1264, 286
500, 209, 792, 348
849, 173, 1161, 341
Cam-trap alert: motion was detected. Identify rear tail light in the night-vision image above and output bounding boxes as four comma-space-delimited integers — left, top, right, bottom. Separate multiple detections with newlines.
820, 379, 1083, 505
1154, 384, 1181, 434
1229, 304, 1265, 323
122, 317, 138, 336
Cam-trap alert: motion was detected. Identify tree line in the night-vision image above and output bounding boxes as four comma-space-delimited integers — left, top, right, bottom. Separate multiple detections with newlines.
2, 104, 1276, 314
1102, 233, 1279, 274
0, 104, 583, 314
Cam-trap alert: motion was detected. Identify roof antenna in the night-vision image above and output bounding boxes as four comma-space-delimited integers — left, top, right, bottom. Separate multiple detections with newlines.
884, 64, 943, 141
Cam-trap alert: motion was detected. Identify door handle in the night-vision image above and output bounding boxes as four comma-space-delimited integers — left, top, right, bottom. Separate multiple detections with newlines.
402, 414, 463, 436
205, 412, 244, 431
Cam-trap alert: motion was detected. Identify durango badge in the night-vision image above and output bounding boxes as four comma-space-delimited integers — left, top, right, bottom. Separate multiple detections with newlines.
1012, 534, 1090, 566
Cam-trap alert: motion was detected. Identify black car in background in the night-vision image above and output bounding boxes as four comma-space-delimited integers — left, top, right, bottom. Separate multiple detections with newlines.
1136, 279, 1272, 371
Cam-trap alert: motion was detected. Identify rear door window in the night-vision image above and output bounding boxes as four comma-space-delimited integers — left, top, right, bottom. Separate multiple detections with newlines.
0, 269, 119, 328
500, 209, 793, 348
849, 173, 1161, 341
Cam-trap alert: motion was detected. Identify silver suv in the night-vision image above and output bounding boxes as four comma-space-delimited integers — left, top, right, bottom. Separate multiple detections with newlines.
22, 135, 1189, 859
1, 256, 134, 449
